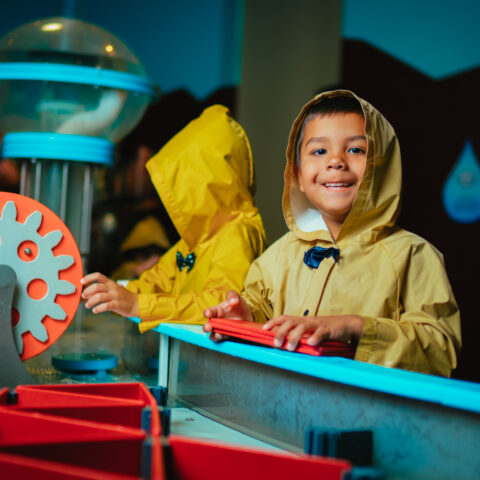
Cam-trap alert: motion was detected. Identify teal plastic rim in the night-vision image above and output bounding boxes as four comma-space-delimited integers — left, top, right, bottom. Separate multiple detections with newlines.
51, 353, 118, 373
1, 132, 114, 165
0, 62, 156, 96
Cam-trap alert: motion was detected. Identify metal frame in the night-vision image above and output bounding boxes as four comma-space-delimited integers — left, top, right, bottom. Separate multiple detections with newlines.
145, 322, 480, 480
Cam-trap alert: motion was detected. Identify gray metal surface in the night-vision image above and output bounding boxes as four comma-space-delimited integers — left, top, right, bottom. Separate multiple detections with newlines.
0, 265, 35, 387
168, 340, 480, 480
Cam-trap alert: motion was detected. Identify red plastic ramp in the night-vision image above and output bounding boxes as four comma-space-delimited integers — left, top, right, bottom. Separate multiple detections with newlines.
167, 435, 351, 480
0, 408, 145, 474
0, 451, 141, 480
7, 382, 161, 435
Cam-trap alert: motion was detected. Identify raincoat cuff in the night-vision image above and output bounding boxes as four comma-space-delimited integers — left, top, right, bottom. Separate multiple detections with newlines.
354, 316, 377, 362
135, 294, 165, 333
137, 293, 162, 320
125, 280, 140, 294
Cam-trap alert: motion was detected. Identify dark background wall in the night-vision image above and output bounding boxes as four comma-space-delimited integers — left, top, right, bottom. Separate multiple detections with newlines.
340, 0, 480, 381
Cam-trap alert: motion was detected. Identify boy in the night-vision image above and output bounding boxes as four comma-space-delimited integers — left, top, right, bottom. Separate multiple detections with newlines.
81, 105, 266, 333
204, 90, 461, 377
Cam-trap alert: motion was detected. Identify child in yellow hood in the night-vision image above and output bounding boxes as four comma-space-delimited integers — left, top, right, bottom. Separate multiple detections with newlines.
81, 105, 267, 333
204, 91, 461, 377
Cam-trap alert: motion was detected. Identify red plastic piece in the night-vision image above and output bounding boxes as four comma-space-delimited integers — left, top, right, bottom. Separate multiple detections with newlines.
0, 451, 140, 480
210, 318, 356, 357
5, 383, 161, 435
0, 382, 164, 479
167, 435, 351, 480
0, 409, 145, 474
0, 387, 9, 403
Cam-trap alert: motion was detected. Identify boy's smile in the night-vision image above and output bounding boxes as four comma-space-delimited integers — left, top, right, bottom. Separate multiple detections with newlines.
296, 112, 367, 238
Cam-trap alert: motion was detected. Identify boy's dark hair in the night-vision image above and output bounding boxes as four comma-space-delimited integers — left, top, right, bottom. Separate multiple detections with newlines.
296, 95, 364, 166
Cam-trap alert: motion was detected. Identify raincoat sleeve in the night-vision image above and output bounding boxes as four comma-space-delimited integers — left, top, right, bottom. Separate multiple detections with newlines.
241, 239, 282, 323
126, 220, 265, 333
125, 245, 177, 295
356, 242, 461, 377
241, 260, 273, 323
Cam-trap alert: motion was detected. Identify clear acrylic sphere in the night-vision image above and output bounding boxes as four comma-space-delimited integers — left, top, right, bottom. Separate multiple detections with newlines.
0, 17, 154, 142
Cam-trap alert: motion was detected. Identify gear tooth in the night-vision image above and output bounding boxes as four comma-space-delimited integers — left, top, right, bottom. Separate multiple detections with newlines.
25, 210, 43, 232
1, 201, 17, 221
56, 279, 76, 295
54, 254, 75, 271
44, 229, 63, 249
47, 302, 67, 321
30, 321, 48, 342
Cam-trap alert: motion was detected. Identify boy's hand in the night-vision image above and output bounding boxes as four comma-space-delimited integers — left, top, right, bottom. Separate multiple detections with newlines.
81, 272, 139, 318
203, 290, 253, 341
262, 314, 364, 351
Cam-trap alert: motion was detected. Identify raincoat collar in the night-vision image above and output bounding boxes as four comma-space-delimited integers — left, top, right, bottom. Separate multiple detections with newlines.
146, 105, 257, 250
283, 90, 402, 245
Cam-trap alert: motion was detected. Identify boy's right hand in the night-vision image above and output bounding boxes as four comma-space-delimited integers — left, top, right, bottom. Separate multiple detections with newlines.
81, 272, 139, 318
203, 290, 253, 341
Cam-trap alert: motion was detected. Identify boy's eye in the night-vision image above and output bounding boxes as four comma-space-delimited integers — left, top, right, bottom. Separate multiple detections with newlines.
348, 147, 366, 154
312, 148, 327, 155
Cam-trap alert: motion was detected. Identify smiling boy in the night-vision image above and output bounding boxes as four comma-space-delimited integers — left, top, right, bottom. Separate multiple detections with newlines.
204, 90, 461, 377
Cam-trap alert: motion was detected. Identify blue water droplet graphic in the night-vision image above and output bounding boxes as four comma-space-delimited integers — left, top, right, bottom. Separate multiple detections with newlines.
442, 141, 480, 223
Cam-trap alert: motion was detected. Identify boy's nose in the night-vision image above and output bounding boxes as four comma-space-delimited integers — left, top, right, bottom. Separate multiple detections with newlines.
327, 155, 346, 169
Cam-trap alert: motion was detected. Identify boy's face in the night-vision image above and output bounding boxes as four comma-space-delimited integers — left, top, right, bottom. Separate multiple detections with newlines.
296, 113, 367, 235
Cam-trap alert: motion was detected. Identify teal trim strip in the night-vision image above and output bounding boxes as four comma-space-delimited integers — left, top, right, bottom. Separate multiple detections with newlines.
0, 62, 155, 95
1, 132, 114, 165
127, 318, 480, 415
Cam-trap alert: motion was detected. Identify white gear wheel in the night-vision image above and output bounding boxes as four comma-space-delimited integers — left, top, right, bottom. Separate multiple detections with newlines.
0, 200, 76, 355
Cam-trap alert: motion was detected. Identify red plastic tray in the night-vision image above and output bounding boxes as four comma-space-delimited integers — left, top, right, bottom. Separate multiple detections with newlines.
210, 318, 355, 357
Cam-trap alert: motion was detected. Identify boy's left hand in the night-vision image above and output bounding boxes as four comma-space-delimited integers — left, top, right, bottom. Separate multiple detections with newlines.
262, 315, 364, 351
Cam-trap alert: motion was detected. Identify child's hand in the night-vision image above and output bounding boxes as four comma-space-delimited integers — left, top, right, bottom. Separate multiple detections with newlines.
81, 272, 139, 318
262, 314, 364, 351
203, 290, 253, 341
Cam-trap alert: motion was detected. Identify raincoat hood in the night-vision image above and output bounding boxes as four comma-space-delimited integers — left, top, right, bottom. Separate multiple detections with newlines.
146, 105, 256, 250
284, 90, 402, 244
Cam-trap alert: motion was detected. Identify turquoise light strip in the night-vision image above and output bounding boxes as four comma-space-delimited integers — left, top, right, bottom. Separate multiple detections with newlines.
0, 62, 155, 95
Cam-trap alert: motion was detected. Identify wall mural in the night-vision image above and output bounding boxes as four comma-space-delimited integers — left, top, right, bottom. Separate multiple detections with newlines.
443, 140, 480, 224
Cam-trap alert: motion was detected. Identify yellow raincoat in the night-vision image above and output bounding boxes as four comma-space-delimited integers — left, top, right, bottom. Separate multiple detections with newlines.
242, 90, 461, 377
126, 105, 267, 333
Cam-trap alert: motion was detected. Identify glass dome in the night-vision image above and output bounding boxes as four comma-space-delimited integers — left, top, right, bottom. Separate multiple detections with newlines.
0, 17, 155, 142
